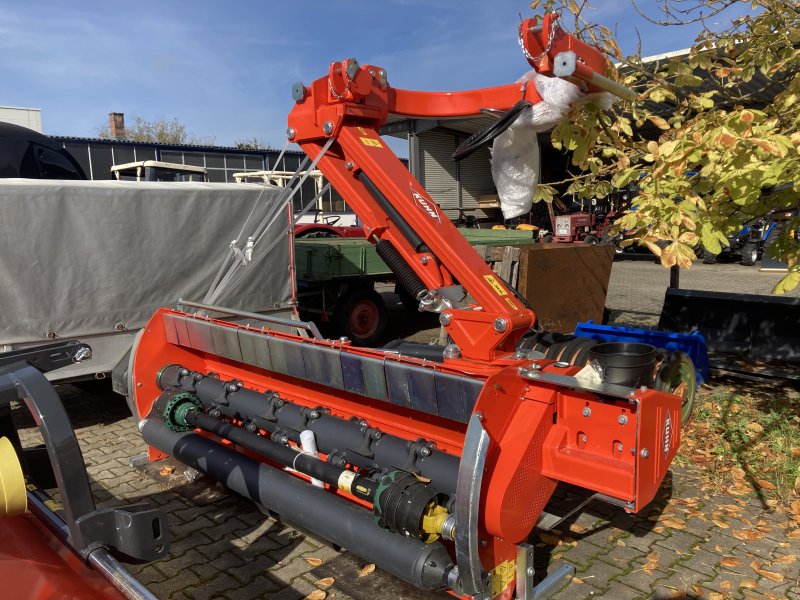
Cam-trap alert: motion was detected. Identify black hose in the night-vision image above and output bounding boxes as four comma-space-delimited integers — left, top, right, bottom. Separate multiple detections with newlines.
452, 100, 531, 162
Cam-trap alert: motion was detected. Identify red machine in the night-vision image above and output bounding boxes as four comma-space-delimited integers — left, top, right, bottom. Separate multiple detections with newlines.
127, 14, 682, 599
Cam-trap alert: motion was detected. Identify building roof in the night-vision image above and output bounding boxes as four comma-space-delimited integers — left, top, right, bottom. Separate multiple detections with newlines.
49, 135, 306, 156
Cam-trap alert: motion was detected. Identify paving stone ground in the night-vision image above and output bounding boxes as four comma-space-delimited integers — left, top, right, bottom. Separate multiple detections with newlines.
12, 260, 800, 599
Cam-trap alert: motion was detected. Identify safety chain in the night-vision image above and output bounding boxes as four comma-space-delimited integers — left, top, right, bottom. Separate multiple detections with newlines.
329, 72, 351, 100
518, 13, 561, 64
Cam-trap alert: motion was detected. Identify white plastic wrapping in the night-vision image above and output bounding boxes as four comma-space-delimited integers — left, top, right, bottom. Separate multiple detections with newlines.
491, 71, 589, 219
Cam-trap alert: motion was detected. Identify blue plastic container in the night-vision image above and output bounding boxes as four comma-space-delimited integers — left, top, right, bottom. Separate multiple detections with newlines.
573, 321, 709, 385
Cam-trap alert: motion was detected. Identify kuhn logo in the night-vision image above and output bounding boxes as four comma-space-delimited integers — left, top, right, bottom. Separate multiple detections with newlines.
411, 186, 441, 223
663, 413, 672, 458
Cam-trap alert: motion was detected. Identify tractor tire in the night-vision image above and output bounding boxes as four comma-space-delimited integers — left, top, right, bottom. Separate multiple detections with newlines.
583, 234, 600, 245
702, 250, 717, 265
334, 287, 387, 347
740, 242, 758, 266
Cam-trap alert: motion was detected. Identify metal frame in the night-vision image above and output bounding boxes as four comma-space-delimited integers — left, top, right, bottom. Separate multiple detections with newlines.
454, 413, 491, 597
177, 298, 322, 339
0, 342, 168, 564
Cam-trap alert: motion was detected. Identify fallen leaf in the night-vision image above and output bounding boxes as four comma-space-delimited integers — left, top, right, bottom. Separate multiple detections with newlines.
572, 577, 584, 584
159, 466, 175, 476
304, 591, 326, 600
746, 422, 764, 434
662, 517, 687, 529
359, 563, 375, 577
733, 529, 762, 542
790, 501, 800, 517
751, 561, 784, 583
720, 557, 741, 568
568, 523, 588, 534
643, 551, 661, 573
708, 593, 725, 600
787, 529, 800, 540
315, 577, 335, 589
305, 557, 324, 567
773, 554, 796, 564
756, 479, 777, 490
739, 579, 759, 589
712, 518, 729, 529
790, 448, 800, 459
720, 580, 733, 591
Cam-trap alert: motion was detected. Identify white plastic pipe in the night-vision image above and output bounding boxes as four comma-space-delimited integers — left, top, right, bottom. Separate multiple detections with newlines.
300, 430, 325, 488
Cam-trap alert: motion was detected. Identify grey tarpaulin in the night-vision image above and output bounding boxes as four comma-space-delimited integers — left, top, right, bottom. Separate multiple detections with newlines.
0, 179, 294, 346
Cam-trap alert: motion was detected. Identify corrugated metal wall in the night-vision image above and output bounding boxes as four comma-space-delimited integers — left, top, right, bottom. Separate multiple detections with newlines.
417, 130, 458, 218
415, 129, 495, 221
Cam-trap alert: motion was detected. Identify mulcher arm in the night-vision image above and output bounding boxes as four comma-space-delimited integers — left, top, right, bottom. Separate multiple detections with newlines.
129, 14, 683, 600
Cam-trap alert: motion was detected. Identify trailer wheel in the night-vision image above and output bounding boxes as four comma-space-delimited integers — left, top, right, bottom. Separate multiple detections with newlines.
583, 234, 599, 245
334, 287, 387, 346
740, 243, 758, 266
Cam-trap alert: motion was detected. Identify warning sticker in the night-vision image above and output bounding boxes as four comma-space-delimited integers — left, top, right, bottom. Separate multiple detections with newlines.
360, 137, 383, 148
484, 274, 508, 296
490, 560, 516, 597
504, 296, 518, 310
358, 126, 368, 135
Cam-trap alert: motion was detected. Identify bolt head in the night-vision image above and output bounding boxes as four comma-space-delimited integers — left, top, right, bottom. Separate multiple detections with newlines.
493, 317, 508, 333
531, 362, 542, 371
420, 447, 431, 457
617, 443, 624, 452
618, 414, 628, 425
640, 448, 650, 458
344, 161, 354, 170
580, 434, 587, 442
526, 566, 534, 577
286, 127, 296, 141
439, 312, 452, 326
323, 121, 334, 135
582, 407, 592, 417
420, 255, 430, 265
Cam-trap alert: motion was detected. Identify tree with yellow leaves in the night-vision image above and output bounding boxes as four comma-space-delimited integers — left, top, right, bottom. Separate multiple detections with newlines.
533, 0, 799, 292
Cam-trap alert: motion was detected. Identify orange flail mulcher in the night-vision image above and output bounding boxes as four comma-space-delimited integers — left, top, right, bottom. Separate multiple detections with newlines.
128, 14, 683, 599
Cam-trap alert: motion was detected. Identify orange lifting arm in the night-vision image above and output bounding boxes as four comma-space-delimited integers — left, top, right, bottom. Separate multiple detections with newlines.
287, 14, 634, 363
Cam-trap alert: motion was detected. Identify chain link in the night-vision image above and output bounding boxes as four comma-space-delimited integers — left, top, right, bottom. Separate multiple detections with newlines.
518, 14, 561, 64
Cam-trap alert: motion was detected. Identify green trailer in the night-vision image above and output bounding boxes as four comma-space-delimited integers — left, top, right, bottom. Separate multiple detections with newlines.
294, 229, 537, 345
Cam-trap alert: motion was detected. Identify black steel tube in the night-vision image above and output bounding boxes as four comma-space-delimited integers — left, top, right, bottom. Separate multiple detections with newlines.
376, 239, 428, 301
186, 410, 379, 502
358, 172, 428, 253
159, 367, 460, 495
141, 418, 452, 591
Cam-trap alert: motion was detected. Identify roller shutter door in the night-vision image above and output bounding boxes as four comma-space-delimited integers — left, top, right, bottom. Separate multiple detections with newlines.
417, 130, 458, 220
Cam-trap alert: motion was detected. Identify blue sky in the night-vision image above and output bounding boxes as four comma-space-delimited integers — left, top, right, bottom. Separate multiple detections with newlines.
0, 0, 754, 147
